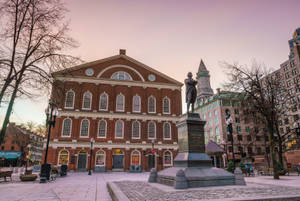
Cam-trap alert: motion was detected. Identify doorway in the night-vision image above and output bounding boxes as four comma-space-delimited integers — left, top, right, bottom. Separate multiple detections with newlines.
112, 149, 124, 170
77, 151, 87, 171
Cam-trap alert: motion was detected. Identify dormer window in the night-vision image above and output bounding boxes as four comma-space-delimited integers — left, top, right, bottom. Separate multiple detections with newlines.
111, 71, 132, 81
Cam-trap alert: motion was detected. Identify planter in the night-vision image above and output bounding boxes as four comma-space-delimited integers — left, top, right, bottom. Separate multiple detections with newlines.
20, 174, 37, 182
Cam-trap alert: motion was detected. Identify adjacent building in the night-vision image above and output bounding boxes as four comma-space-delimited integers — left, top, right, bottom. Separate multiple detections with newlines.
46, 49, 182, 172
0, 123, 44, 166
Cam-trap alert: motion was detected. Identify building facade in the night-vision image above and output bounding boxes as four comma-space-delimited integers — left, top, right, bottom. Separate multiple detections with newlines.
46, 49, 183, 172
0, 123, 44, 166
195, 90, 268, 167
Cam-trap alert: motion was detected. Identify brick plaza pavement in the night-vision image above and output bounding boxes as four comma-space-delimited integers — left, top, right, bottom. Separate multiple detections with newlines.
1, 172, 300, 201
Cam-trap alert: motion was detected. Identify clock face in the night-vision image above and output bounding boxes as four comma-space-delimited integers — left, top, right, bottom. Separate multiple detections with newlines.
148, 74, 156, 81
85, 68, 94, 76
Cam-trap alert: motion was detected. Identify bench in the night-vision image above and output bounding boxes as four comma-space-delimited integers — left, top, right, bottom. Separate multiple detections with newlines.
0, 171, 13, 182
259, 168, 273, 176
287, 167, 300, 176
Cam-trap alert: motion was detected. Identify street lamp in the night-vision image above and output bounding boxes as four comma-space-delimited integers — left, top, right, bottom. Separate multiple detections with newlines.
25, 144, 31, 174
40, 100, 58, 183
225, 109, 235, 171
151, 139, 155, 169
88, 138, 95, 175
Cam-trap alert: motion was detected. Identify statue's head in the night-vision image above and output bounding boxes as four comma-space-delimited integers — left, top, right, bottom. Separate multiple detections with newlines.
187, 72, 193, 78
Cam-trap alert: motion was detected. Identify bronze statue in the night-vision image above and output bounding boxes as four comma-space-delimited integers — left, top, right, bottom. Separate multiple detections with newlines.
185, 72, 197, 113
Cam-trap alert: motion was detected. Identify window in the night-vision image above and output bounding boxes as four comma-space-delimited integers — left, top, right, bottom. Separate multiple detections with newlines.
208, 112, 212, 118
62, 118, 72, 137
58, 150, 69, 165
216, 134, 220, 143
11, 146, 14, 150
254, 127, 259, 133
111, 71, 132, 80
163, 98, 170, 114
238, 146, 243, 153
236, 126, 241, 132
245, 126, 250, 133
203, 114, 206, 120
214, 110, 218, 116
131, 150, 140, 166
256, 136, 261, 141
237, 135, 243, 141
82, 91, 92, 109
148, 122, 156, 139
215, 126, 220, 134
80, 119, 90, 137
257, 147, 262, 155
132, 95, 141, 112
116, 94, 125, 111
95, 150, 105, 166
228, 146, 233, 152
235, 118, 240, 123
148, 96, 156, 113
234, 109, 239, 114
247, 135, 252, 141
115, 120, 124, 138
163, 151, 172, 166
163, 122, 171, 139
1, 146, 4, 150
214, 117, 219, 124
98, 120, 106, 138
99, 93, 108, 111
65, 90, 75, 108
132, 121, 140, 139
247, 147, 253, 154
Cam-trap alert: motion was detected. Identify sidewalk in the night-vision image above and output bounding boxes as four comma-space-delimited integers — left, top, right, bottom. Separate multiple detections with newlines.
245, 175, 300, 187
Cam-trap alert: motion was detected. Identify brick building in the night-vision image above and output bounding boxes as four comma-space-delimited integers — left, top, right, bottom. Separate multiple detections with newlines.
46, 49, 183, 172
0, 123, 44, 166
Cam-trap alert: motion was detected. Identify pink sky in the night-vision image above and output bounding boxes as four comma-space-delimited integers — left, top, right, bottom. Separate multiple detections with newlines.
1, 0, 300, 125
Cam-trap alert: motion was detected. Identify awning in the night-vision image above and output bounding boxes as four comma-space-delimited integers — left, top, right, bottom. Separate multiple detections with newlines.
0, 151, 22, 160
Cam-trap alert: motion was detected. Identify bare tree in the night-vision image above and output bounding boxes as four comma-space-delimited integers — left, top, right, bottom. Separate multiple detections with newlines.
0, 0, 81, 144
223, 61, 281, 179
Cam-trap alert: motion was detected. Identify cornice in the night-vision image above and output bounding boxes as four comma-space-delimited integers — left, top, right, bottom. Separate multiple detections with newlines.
55, 76, 181, 90
58, 110, 180, 123
49, 141, 179, 150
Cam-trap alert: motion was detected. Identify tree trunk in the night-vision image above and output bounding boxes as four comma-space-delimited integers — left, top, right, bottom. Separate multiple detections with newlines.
0, 74, 22, 144
0, 71, 14, 107
268, 122, 279, 179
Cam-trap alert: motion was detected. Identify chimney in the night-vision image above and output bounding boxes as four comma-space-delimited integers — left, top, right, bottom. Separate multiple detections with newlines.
216, 88, 221, 94
119, 49, 126, 55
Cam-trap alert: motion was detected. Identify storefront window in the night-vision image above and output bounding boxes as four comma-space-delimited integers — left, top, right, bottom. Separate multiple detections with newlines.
58, 150, 69, 165
131, 150, 140, 166
95, 150, 105, 166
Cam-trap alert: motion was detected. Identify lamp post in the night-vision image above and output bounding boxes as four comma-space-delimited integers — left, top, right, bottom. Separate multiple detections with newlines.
225, 109, 235, 171
40, 100, 58, 183
25, 144, 31, 174
151, 139, 155, 169
88, 138, 95, 175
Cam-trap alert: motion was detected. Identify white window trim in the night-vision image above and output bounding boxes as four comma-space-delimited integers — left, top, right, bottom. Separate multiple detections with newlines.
82, 91, 92, 110
130, 150, 141, 166
57, 149, 69, 165
99, 92, 108, 111
116, 93, 125, 112
148, 121, 156, 139
115, 120, 124, 139
95, 149, 106, 167
162, 97, 171, 114
61, 118, 72, 137
97, 120, 107, 138
163, 122, 172, 140
132, 94, 141, 113
80, 119, 90, 138
111, 71, 133, 81
148, 96, 156, 114
132, 121, 141, 139
64, 90, 75, 109
163, 150, 173, 167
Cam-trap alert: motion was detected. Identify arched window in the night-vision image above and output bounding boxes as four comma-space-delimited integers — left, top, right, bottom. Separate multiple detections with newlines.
148, 96, 156, 113
163, 122, 171, 139
62, 118, 72, 137
132, 121, 140, 139
99, 93, 108, 111
148, 121, 156, 139
65, 90, 75, 108
98, 120, 106, 138
131, 150, 140, 166
163, 151, 172, 167
82, 91, 92, 109
163, 97, 170, 114
116, 94, 125, 111
111, 71, 132, 81
132, 95, 141, 112
58, 150, 69, 165
80, 119, 89, 137
115, 120, 124, 138
95, 150, 105, 166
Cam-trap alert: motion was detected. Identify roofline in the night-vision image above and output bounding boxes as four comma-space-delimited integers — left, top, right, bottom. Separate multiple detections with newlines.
52, 54, 183, 86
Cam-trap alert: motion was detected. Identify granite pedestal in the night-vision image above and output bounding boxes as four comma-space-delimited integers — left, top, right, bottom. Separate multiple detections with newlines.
156, 113, 235, 188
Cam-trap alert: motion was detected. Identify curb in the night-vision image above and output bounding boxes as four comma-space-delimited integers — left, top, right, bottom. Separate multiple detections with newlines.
107, 182, 130, 201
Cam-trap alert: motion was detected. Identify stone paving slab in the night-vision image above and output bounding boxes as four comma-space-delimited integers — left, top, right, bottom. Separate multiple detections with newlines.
112, 181, 300, 201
